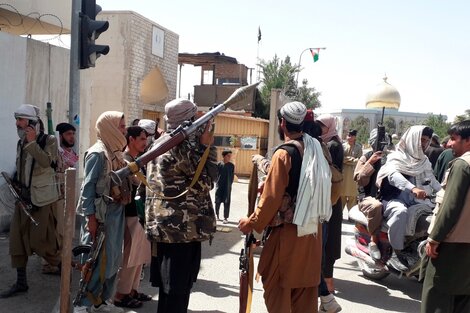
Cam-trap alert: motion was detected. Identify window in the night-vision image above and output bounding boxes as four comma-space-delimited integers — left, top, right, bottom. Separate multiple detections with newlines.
203, 70, 213, 85
214, 136, 231, 147
240, 137, 257, 150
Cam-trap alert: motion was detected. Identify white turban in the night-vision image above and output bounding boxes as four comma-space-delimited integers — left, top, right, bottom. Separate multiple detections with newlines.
138, 119, 156, 135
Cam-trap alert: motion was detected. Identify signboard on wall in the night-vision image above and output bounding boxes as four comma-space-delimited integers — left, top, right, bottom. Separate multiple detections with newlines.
151, 26, 165, 57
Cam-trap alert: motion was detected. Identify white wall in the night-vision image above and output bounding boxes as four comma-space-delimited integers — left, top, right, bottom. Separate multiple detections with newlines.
0, 32, 28, 175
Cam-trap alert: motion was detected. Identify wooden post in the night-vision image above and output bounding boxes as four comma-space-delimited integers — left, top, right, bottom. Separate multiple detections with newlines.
60, 168, 77, 313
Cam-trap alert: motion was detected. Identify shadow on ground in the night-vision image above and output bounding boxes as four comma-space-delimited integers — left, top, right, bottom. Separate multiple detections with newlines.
335, 277, 421, 312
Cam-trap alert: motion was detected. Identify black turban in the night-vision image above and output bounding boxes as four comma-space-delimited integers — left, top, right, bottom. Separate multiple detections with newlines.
56, 122, 76, 134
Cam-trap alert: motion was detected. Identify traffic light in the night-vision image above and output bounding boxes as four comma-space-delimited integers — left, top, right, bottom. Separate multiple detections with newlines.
79, 0, 110, 69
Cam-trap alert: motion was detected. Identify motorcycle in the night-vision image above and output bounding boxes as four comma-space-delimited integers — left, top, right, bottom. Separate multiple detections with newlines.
345, 202, 432, 281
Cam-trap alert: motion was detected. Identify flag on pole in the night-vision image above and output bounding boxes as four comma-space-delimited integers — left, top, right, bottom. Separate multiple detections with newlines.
258, 26, 262, 43
310, 48, 319, 62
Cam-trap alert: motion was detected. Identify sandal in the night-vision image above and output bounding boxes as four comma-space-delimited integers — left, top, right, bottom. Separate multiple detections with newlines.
131, 290, 152, 302
114, 295, 143, 308
42, 263, 61, 275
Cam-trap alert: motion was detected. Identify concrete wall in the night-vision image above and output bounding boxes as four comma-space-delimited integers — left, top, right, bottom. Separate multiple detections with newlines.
89, 11, 178, 138
0, 32, 72, 174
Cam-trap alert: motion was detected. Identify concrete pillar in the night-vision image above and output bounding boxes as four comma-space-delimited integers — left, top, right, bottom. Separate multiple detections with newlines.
267, 88, 283, 157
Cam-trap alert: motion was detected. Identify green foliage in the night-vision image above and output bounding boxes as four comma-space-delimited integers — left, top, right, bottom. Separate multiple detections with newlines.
255, 55, 321, 119
397, 120, 418, 136
383, 116, 397, 135
296, 79, 321, 109
454, 109, 470, 123
350, 116, 371, 145
422, 114, 451, 139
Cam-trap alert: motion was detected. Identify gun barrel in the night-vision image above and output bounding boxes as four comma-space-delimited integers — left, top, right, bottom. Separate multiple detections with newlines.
111, 83, 259, 185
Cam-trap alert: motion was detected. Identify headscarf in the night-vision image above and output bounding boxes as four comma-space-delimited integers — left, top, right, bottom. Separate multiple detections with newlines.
14, 104, 39, 121
317, 114, 339, 143
164, 98, 197, 130
95, 111, 127, 170
368, 128, 378, 147
376, 125, 433, 186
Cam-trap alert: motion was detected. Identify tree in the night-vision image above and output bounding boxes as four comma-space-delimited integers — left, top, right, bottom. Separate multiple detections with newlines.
255, 55, 321, 119
295, 79, 321, 109
454, 109, 470, 123
350, 116, 371, 145
383, 117, 397, 135
422, 114, 451, 139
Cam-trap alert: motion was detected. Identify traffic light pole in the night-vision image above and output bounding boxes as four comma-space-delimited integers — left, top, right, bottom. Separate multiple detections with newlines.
68, 0, 80, 156
61, 1, 81, 312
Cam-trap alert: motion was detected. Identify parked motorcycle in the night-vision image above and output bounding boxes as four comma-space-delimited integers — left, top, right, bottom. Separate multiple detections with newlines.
345, 203, 432, 280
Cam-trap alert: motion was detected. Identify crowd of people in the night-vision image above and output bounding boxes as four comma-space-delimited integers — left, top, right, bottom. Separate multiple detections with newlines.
1, 100, 469, 313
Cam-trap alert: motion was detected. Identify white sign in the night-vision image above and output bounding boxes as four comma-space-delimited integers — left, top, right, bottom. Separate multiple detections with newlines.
152, 26, 165, 57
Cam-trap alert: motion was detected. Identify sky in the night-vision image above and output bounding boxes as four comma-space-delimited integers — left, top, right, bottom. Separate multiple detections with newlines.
95, 0, 469, 121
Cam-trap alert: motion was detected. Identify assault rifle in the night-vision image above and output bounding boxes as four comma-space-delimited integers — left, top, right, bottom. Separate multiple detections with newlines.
111, 83, 258, 185
72, 224, 106, 306
239, 164, 258, 313
374, 106, 387, 152
1, 171, 39, 226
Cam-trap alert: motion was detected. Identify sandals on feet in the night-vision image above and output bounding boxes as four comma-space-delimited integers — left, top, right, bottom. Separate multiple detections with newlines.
114, 295, 143, 308
131, 290, 152, 302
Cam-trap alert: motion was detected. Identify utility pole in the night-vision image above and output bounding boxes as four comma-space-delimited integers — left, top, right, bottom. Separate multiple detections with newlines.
68, 0, 81, 150
296, 47, 326, 86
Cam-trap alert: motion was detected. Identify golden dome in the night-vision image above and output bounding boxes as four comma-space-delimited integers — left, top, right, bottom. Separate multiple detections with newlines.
366, 76, 401, 110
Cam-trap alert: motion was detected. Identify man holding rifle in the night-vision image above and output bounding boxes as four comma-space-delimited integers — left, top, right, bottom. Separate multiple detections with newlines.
1, 104, 61, 298
75, 111, 130, 313
146, 98, 218, 313
239, 101, 329, 313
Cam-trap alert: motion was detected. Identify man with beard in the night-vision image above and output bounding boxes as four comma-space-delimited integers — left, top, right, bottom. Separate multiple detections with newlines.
376, 125, 440, 271
239, 102, 329, 313
1, 104, 61, 298
38, 122, 80, 275
342, 129, 362, 211
75, 111, 130, 313
56, 122, 79, 170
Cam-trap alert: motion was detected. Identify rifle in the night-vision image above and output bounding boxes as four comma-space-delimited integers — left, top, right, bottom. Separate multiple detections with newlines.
46, 102, 54, 135
239, 164, 258, 313
1, 171, 39, 226
72, 224, 106, 306
111, 83, 259, 185
374, 106, 387, 152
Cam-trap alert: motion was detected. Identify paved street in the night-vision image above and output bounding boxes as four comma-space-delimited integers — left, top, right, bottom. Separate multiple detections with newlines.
0, 180, 422, 313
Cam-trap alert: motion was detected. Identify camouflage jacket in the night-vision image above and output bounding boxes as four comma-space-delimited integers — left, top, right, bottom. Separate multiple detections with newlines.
145, 131, 218, 243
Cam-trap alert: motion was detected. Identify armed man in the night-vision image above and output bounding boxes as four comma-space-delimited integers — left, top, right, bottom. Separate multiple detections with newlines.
1, 104, 61, 298
74, 111, 130, 313
239, 101, 330, 313
146, 99, 218, 313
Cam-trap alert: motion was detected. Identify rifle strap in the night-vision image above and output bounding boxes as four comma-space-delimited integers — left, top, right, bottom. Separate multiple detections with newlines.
130, 128, 214, 201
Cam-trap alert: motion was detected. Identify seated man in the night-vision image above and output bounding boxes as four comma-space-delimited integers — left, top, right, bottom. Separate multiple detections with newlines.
353, 128, 386, 260
376, 126, 441, 270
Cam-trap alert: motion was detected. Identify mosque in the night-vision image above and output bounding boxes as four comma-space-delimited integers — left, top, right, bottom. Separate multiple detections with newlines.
328, 77, 441, 139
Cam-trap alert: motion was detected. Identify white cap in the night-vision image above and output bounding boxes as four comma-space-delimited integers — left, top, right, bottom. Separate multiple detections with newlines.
280, 101, 307, 125
14, 104, 39, 121
138, 119, 156, 135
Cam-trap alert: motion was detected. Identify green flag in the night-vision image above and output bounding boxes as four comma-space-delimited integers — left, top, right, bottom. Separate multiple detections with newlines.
310, 48, 319, 62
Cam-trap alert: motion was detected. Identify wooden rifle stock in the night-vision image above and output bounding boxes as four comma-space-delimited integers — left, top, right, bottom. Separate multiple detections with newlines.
239, 164, 259, 313
72, 224, 106, 306
111, 83, 259, 185
1, 171, 39, 226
